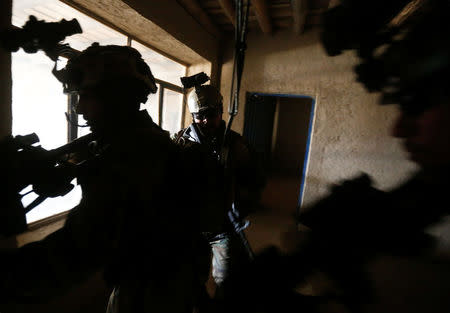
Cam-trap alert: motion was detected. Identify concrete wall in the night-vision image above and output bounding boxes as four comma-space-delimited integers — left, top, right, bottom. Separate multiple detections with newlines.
220, 29, 418, 207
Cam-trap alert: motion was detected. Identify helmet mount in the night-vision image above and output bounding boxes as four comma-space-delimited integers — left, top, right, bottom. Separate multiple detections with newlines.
181, 72, 223, 115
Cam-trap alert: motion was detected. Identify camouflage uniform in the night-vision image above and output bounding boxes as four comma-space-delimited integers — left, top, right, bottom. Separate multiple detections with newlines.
174, 120, 265, 298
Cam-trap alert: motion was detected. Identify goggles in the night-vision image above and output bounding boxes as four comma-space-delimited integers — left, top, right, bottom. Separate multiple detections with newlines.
192, 109, 220, 121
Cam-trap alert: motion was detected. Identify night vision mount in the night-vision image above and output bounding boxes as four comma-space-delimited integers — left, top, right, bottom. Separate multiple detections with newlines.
0, 15, 82, 61
180, 72, 210, 90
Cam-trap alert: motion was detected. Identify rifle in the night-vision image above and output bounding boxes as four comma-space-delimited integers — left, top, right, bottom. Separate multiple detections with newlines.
0, 15, 84, 236
0, 132, 95, 236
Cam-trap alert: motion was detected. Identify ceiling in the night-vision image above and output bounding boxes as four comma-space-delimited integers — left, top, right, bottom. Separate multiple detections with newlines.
52, 0, 340, 64
176, 0, 334, 37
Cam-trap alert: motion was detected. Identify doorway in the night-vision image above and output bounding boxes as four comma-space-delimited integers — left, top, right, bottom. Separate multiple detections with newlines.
243, 92, 315, 211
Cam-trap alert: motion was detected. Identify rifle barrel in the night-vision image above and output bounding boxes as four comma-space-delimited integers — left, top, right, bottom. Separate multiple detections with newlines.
47, 133, 95, 159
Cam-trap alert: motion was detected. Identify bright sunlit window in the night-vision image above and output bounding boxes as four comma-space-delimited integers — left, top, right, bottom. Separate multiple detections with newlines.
131, 40, 186, 87
132, 40, 186, 136
12, 0, 187, 223
12, 49, 82, 224
141, 83, 160, 123
162, 89, 184, 134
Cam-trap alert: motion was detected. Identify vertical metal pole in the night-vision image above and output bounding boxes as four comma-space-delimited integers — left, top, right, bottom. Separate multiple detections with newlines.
180, 66, 188, 130
158, 86, 164, 126
181, 92, 186, 130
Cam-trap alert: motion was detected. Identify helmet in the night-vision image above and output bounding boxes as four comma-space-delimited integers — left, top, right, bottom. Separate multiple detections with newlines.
53, 43, 157, 104
187, 85, 223, 114
322, 0, 450, 115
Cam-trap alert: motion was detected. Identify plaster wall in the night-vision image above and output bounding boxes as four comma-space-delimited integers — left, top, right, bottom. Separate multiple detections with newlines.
220, 29, 418, 207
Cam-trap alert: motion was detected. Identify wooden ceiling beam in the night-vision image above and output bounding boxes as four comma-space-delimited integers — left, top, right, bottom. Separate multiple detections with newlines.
218, 0, 236, 26
120, 0, 219, 63
251, 0, 272, 34
177, 0, 222, 37
291, 0, 308, 35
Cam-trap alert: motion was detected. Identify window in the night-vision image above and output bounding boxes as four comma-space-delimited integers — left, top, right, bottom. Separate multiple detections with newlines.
162, 89, 184, 135
12, 50, 68, 150
12, 0, 187, 223
141, 83, 160, 123
131, 40, 186, 136
12, 50, 82, 224
131, 40, 186, 87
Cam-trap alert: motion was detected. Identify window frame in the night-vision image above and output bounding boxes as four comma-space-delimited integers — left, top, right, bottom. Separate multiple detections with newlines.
155, 78, 186, 129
